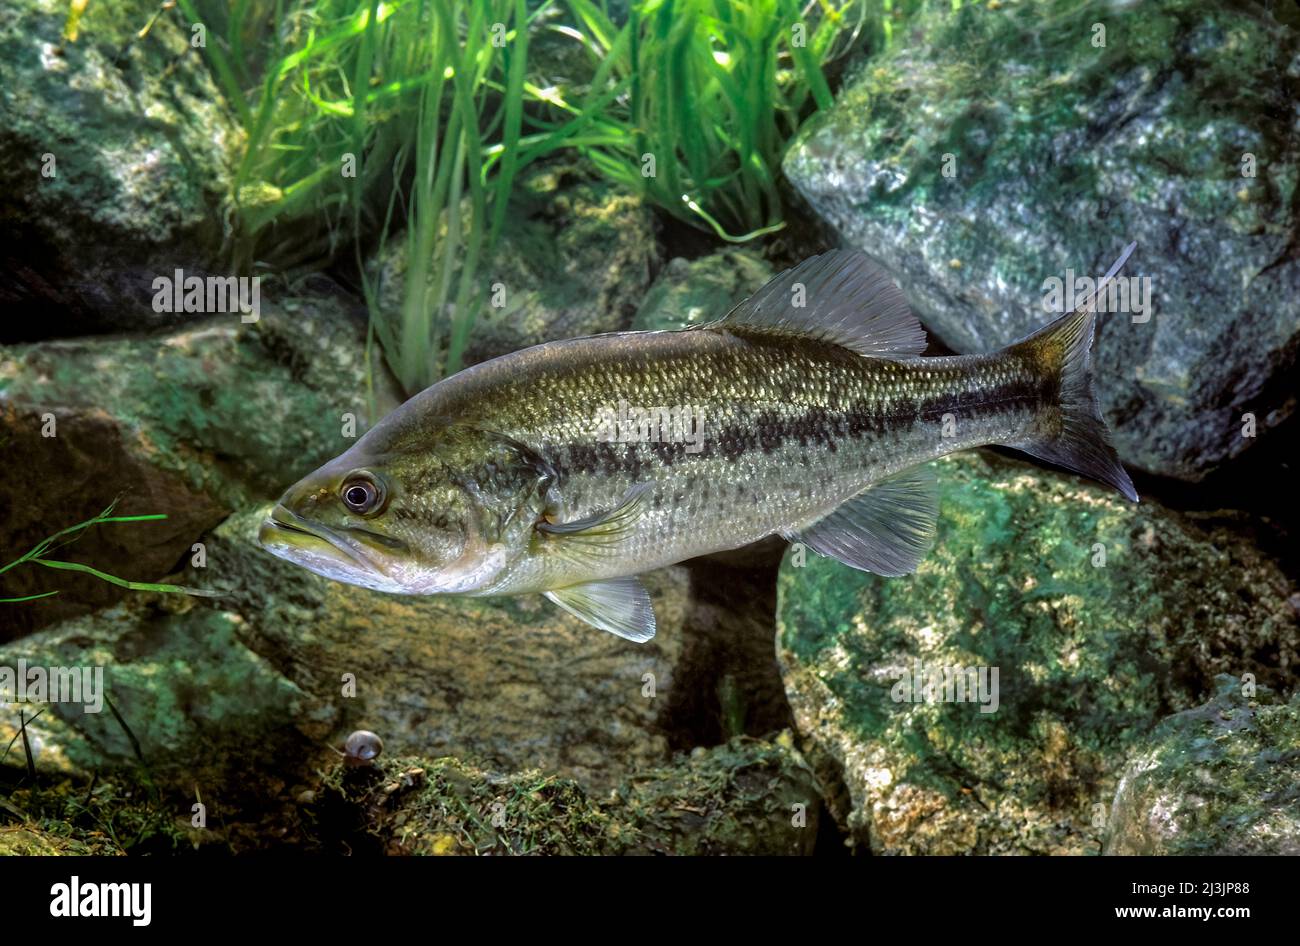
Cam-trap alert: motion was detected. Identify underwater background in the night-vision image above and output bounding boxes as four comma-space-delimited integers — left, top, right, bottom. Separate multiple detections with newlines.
0, 0, 1296, 855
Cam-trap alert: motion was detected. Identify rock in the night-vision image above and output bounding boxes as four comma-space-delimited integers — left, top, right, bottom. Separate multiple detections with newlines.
631, 248, 773, 332
0, 825, 99, 855
322, 734, 820, 855
1, 505, 696, 794
369, 159, 659, 375
0, 287, 401, 637
606, 731, 820, 855
0, 598, 311, 782
0, 0, 241, 340
1105, 676, 1300, 855
202, 507, 692, 793
775, 450, 1298, 854
784, 0, 1300, 481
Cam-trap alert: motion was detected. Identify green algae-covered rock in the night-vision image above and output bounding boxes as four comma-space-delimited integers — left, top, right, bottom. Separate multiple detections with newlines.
199, 507, 692, 793
776, 451, 1298, 854
784, 0, 1300, 481
632, 248, 774, 332
369, 159, 659, 374
0, 504, 694, 794
0, 598, 309, 781
0, 0, 240, 340
0, 290, 402, 636
0, 825, 101, 856
325, 735, 819, 855
1105, 676, 1300, 855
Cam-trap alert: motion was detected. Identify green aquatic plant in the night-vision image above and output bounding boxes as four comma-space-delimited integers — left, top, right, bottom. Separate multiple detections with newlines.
0, 504, 213, 603
537, 0, 865, 242
178, 0, 547, 395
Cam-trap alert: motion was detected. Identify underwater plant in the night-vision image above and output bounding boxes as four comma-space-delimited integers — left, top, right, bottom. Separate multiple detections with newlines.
178, 0, 543, 395
545, 0, 865, 242
179, 0, 867, 396
0, 504, 211, 603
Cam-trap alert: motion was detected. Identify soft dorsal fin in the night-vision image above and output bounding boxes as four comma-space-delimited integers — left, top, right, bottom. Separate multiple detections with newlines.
545, 577, 656, 642
783, 465, 939, 576
712, 250, 926, 358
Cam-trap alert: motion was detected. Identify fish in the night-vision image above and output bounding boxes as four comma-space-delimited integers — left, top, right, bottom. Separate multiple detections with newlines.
259, 244, 1139, 642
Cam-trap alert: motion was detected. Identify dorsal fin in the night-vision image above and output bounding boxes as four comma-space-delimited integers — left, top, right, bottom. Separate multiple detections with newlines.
711, 250, 926, 358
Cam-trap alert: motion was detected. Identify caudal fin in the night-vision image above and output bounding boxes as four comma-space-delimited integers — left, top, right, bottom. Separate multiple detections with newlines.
1007, 243, 1139, 502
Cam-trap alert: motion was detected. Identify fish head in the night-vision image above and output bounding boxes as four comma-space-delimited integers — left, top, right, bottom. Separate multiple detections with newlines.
259, 420, 550, 595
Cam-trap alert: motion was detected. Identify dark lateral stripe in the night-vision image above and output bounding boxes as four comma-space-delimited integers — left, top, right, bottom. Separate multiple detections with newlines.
552, 380, 1046, 476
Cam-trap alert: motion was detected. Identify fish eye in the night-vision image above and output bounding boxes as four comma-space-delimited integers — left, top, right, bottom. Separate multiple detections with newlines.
340, 474, 385, 515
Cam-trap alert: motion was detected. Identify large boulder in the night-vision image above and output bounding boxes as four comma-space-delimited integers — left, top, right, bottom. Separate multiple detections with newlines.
776, 451, 1298, 854
0, 288, 401, 637
1105, 676, 1300, 855
0, 0, 241, 340
784, 0, 1300, 481
0, 504, 695, 794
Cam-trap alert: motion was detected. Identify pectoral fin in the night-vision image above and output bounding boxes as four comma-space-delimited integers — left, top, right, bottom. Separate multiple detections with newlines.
785, 465, 939, 576
544, 576, 656, 642
535, 483, 651, 569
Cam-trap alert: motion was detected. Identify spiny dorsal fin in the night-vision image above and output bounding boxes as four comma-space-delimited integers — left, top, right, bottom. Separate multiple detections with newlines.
783, 465, 939, 576
712, 250, 925, 358
545, 577, 656, 642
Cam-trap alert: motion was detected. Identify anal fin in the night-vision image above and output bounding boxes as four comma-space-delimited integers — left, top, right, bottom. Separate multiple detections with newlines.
544, 576, 657, 642
785, 466, 939, 576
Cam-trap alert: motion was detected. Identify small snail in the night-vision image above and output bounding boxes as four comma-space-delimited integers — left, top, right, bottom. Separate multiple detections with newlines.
341, 730, 383, 768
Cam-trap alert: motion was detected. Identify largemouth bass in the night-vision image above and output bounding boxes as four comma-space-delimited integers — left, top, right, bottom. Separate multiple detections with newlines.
260, 246, 1138, 640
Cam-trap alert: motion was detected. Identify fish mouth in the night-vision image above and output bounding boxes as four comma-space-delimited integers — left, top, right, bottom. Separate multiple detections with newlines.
259, 504, 405, 573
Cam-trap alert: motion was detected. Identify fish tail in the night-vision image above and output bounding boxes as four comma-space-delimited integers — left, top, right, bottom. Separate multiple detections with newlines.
1005, 243, 1139, 502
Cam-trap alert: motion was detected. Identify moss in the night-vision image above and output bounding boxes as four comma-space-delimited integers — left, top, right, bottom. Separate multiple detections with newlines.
318, 735, 820, 856
632, 249, 774, 333
777, 451, 1298, 853
1105, 677, 1300, 855
1, 775, 207, 855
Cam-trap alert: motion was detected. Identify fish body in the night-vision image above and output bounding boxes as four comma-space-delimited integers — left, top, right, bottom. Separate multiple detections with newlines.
260, 248, 1138, 640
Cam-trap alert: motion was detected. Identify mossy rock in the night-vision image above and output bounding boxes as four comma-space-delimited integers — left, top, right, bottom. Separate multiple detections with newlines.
1105, 676, 1300, 855
0, 290, 403, 636
323, 734, 820, 855
632, 249, 774, 332
0, 0, 241, 340
0, 825, 101, 856
0, 504, 694, 795
784, 0, 1300, 480
776, 451, 1298, 854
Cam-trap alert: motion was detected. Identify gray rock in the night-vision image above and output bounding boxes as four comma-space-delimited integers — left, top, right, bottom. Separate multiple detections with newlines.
784, 0, 1300, 481
632, 248, 773, 332
0, 0, 241, 339
1105, 676, 1300, 855
0, 288, 402, 636
776, 450, 1298, 854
